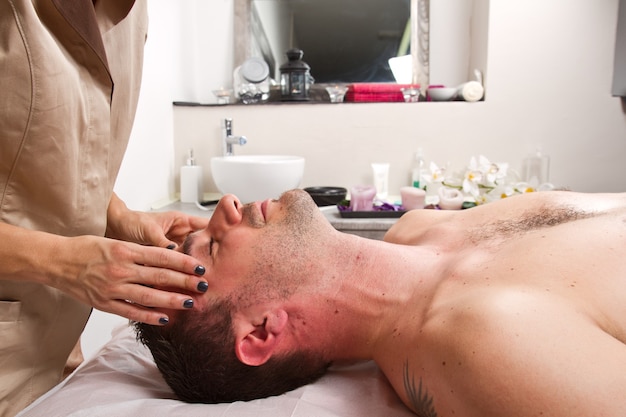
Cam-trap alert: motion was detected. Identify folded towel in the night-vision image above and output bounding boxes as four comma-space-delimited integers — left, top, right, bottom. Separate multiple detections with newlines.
345, 83, 419, 102
457, 81, 484, 102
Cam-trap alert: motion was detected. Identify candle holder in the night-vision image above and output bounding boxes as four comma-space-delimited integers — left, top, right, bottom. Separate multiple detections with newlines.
400, 186, 426, 210
279, 49, 313, 101
349, 185, 377, 211
325, 85, 349, 103
400, 86, 420, 102
212, 88, 233, 105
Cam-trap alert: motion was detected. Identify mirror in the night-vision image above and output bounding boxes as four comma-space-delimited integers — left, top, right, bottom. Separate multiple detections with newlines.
234, 0, 489, 92
239, 0, 411, 83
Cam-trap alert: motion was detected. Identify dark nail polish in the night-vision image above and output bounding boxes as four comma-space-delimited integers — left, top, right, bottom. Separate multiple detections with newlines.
183, 299, 194, 309
194, 265, 206, 276
166, 244, 176, 250
197, 281, 208, 292
159, 317, 169, 325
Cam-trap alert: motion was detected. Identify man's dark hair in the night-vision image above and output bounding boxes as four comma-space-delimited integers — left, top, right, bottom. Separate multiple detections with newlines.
134, 299, 331, 403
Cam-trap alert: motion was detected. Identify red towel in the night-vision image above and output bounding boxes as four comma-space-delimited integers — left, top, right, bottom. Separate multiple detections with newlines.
345, 83, 419, 102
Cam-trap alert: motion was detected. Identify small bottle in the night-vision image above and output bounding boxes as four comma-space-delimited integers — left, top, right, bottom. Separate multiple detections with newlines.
522, 147, 550, 185
180, 149, 203, 203
371, 163, 389, 200
411, 148, 426, 188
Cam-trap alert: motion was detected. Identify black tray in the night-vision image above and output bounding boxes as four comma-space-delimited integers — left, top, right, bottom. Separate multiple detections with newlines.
337, 209, 406, 218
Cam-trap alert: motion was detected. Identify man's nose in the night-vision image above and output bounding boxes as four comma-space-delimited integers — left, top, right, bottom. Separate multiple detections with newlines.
211, 194, 243, 231
222, 194, 243, 224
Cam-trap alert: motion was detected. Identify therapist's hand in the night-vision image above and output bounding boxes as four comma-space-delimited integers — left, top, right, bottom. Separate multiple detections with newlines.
107, 209, 209, 249
50, 234, 208, 326
105, 193, 209, 249
54, 192, 210, 324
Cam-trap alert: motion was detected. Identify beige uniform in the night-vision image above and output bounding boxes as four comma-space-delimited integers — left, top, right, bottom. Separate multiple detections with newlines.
0, 0, 147, 415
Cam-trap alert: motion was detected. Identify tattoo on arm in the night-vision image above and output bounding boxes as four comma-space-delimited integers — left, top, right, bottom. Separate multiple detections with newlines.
403, 360, 438, 417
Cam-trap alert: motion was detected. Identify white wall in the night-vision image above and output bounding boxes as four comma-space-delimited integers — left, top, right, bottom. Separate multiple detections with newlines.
173, 0, 626, 195
171, 0, 234, 103
83, 0, 626, 358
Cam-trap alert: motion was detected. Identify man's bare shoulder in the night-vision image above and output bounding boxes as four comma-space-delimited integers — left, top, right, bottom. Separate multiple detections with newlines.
385, 191, 626, 246
414, 287, 626, 416
384, 209, 455, 245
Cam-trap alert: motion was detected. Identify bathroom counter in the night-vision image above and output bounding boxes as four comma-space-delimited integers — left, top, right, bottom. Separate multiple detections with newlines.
152, 200, 399, 241
318, 207, 399, 240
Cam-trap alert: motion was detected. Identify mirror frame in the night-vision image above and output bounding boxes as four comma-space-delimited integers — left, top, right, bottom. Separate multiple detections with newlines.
234, 0, 431, 92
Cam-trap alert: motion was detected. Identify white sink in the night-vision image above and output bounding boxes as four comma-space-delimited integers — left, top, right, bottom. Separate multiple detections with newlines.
210, 155, 305, 203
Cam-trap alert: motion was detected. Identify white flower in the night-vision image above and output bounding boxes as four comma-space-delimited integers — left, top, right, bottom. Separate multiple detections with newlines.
418, 154, 550, 208
514, 182, 536, 194
474, 193, 490, 205
477, 155, 508, 186
462, 157, 483, 197
422, 161, 445, 184
488, 184, 517, 201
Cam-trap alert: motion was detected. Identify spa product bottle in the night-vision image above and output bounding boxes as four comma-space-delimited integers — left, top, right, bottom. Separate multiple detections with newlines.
411, 148, 426, 188
371, 162, 389, 200
522, 147, 550, 185
180, 149, 203, 203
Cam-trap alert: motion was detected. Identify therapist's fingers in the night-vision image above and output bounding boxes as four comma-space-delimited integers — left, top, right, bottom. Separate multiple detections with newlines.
106, 298, 179, 326
103, 281, 206, 325
53, 236, 209, 325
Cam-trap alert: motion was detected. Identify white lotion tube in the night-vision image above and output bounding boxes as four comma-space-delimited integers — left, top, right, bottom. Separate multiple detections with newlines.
180, 149, 203, 203
371, 162, 389, 200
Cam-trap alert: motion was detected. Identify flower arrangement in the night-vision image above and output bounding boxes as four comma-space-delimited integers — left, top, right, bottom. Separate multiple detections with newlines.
422, 155, 553, 206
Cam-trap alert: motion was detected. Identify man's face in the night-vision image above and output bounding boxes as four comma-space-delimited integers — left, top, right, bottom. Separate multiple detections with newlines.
181, 189, 324, 308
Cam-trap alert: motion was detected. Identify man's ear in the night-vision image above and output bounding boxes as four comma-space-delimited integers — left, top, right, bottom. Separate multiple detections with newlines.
234, 308, 289, 366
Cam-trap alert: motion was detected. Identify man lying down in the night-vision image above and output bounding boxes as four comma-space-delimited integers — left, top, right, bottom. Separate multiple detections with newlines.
135, 189, 626, 417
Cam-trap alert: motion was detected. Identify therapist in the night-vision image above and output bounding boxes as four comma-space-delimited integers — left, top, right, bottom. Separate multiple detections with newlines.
0, 1, 208, 416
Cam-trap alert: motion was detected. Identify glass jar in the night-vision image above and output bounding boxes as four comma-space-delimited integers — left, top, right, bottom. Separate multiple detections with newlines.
233, 57, 270, 104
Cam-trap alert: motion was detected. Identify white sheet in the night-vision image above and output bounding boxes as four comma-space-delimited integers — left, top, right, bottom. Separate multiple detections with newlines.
18, 324, 414, 417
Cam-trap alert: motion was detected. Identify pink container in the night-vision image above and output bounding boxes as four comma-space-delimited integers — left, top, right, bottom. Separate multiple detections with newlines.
349, 185, 377, 211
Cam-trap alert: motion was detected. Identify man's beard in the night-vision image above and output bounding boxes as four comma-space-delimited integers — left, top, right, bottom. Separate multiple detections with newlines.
241, 189, 317, 231
234, 189, 321, 306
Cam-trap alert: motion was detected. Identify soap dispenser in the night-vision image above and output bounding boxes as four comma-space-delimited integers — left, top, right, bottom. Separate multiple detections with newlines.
180, 149, 203, 203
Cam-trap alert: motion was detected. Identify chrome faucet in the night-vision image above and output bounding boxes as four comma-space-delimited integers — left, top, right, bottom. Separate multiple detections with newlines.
222, 118, 247, 156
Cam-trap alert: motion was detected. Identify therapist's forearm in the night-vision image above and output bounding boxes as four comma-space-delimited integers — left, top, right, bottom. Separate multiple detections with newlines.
0, 221, 67, 285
